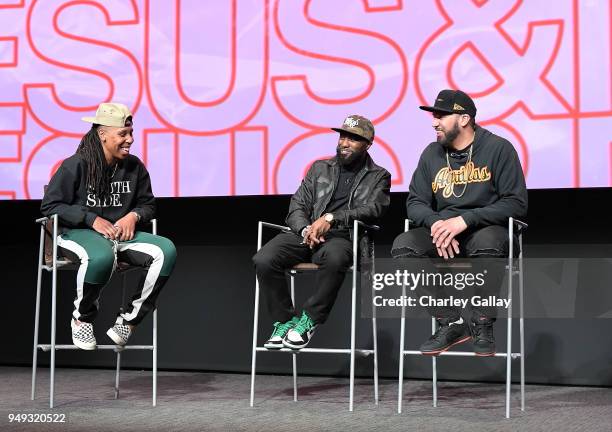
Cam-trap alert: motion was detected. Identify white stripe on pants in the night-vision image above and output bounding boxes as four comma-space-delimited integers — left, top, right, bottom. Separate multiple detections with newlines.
56, 236, 90, 321
115, 242, 165, 323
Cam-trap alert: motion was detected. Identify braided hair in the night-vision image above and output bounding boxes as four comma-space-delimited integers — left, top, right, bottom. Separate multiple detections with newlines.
76, 125, 111, 201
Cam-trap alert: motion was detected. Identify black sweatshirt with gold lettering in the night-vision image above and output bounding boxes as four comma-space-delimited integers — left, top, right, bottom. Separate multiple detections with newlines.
406, 124, 527, 229
41, 153, 155, 228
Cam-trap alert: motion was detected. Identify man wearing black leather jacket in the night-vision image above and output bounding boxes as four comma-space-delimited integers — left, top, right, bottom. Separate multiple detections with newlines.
253, 115, 391, 350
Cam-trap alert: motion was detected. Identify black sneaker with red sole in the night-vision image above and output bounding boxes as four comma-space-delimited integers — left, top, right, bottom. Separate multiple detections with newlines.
420, 317, 471, 356
470, 316, 496, 356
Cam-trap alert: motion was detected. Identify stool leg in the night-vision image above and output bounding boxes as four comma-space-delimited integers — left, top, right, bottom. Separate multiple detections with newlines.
32, 224, 45, 400
349, 266, 357, 412
506, 309, 513, 418
432, 317, 437, 408
370, 266, 378, 406
519, 236, 525, 412
250, 223, 266, 407
290, 274, 298, 402
520, 298, 525, 410
372, 316, 378, 405
152, 219, 159, 407
398, 284, 406, 413
506, 220, 514, 419
115, 351, 121, 400
249, 278, 260, 407
50, 265, 57, 409
153, 308, 158, 407
50, 216, 58, 409
292, 353, 298, 402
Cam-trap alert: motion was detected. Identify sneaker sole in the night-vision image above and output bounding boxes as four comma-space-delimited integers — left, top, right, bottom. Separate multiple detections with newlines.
474, 350, 496, 357
106, 328, 127, 346
263, 343, 283, 350
282, 340, 308, 350
421, 335, 471, 356
72, 338, 96, 351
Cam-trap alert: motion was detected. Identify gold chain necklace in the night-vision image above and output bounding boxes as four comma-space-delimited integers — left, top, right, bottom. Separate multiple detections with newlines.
445, 143, 473, 199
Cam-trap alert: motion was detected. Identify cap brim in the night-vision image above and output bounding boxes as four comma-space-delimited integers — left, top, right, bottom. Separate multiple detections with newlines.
331, 127, 371, 142
81, 116, 131, 127
419, 105, 454, 114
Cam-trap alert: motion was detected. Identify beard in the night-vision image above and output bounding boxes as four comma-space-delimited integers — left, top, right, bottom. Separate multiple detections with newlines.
336, 146, 366, 166
436, 121, 460, 148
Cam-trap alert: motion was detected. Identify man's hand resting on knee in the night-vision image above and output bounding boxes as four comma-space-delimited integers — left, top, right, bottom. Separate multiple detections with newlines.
430, 216, 467, 259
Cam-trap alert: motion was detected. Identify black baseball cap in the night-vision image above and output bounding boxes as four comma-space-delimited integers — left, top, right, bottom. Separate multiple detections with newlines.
419, 89, 477, 118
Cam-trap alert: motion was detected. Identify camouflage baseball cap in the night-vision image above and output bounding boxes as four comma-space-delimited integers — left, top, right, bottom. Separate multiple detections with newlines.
331, 115, 375, 143
82, 102, 133, 127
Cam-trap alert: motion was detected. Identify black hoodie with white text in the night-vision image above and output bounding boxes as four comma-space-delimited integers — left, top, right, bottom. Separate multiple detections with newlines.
41, 153, 155, 229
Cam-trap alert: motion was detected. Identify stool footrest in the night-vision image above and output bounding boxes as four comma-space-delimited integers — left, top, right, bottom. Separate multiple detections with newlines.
401, 350, 521, 359
38, 344, 154, 352
256, 347, 374, 356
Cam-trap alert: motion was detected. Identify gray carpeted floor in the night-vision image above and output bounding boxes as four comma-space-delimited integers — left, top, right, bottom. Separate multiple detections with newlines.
0, 366, 610, 431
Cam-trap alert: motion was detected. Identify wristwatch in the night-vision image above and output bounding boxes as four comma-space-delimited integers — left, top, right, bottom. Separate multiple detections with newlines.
323, 213, 334, 225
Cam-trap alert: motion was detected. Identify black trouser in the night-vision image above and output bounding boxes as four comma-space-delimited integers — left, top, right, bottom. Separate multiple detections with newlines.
252, 232, 353, 325
391, 225, 519, 321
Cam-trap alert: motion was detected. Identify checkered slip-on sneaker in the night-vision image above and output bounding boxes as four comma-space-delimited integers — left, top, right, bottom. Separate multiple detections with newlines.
71, 319, 97, 350
106, 319, 132, 346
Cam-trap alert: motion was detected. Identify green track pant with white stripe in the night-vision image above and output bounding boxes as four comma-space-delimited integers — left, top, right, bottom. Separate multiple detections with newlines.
57, 229, 177, 326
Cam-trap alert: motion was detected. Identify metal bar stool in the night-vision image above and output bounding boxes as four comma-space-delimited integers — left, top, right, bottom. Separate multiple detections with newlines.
31, 214, 159, 408
397, 217, 527, 418
250, 219, 379, 411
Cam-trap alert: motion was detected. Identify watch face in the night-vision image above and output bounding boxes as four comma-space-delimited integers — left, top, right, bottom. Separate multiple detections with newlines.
325, 214, 333, 222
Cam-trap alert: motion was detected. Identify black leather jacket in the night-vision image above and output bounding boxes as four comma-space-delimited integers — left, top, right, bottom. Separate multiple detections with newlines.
286, 154, 391, 237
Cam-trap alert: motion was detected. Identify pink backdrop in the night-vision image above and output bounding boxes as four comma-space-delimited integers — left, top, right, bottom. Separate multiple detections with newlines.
0, 0, 610, 199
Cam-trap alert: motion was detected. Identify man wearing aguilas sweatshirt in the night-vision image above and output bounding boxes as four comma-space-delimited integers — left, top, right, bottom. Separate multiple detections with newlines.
391, 89, 527, 356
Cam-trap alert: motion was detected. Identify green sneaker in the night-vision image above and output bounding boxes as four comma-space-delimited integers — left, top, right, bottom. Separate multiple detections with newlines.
264, 316, 299, 349
283, 311, 318, 350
